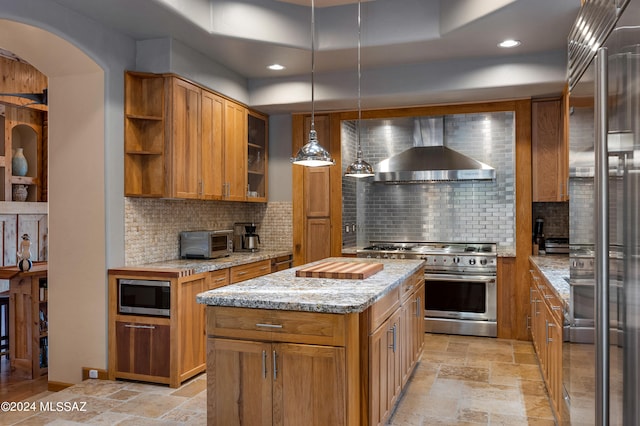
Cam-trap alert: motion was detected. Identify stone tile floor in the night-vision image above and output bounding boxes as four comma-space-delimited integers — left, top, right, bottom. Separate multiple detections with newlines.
3, 334, 555, 425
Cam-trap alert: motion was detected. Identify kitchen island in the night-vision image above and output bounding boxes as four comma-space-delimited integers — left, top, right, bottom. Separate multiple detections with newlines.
197, 257, 425, 426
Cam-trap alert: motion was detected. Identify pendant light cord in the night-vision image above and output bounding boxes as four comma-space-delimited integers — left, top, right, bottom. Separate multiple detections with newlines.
310, 0, 316, 133
356, 0, 362, 157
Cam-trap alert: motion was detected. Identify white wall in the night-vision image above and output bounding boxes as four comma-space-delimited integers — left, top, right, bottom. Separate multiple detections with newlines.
0, 0, 135, 384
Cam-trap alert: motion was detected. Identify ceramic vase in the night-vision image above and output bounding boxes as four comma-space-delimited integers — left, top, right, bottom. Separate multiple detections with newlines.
12, 148, 28, 176
13, 184, 28, 202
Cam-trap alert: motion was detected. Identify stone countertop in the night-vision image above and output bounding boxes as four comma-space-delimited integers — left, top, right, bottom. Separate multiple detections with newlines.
529, 254, 570, 306
196, 257, 425, 314
110, 250, 292, 276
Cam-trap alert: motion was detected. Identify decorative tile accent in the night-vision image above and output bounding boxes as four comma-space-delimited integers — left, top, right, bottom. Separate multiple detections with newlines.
342, 112, 516, 252
124, 199, 292, 265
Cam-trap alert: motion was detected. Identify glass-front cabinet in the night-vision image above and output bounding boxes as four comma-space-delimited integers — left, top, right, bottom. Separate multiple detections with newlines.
247, 110, 268, 202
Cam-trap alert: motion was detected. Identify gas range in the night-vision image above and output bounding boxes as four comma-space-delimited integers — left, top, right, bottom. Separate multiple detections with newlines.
357, 242, 497, 275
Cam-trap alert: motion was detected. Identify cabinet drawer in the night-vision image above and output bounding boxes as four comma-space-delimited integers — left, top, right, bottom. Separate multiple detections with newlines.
400, 270, 423, 303
209, 269, 230, 289
368, 286, 400, 333
230, 259, 271, 283
207, 306, 346, 346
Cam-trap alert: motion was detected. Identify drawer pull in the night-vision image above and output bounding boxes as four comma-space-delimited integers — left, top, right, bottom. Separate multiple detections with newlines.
552, 305, 562, 311
404, 285, 414, 293
256, 323, 283, 329
237, 271, 247, 276
214, 277, 226, 283
259, 266, 269, 271
124, 324, 155, 329
544, 294, 554, 300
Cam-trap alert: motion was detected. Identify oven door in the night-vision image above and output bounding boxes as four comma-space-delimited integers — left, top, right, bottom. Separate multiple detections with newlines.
424, 273, 497, 321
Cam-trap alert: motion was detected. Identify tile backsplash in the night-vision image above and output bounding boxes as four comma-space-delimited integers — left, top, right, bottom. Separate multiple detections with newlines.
124, 198, 292, 265
342, 112, 516, 252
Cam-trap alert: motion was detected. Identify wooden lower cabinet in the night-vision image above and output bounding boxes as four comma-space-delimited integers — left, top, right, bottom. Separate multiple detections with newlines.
208, 338, 345, 426
230, 259, 272, 283
205, 269, 425, 426
115, 320, 171, 378
529, 262, 563, 423
369, 280, 424, 426
369, 310, 401, 426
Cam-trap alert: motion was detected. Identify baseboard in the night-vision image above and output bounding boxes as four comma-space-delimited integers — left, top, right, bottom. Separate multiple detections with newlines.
81, 367, 110, 381
48, 381, 73, 392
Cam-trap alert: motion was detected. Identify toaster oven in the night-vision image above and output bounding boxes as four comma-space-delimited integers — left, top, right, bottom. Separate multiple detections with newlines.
180, 230, 233, 259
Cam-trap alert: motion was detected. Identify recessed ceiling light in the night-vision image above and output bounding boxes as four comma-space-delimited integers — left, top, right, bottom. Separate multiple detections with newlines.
498, 39, 521, 48
267, 64, 285, 70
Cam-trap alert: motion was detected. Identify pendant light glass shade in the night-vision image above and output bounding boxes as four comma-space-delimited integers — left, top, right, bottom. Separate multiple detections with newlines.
344, 0, 374, 178
291, 0, 335, 167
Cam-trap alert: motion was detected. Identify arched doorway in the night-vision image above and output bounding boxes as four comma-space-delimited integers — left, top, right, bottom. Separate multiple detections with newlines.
0, 19, 110, 386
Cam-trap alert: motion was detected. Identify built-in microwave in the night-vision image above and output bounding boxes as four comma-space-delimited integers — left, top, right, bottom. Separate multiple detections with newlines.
180, 230, 233, 259
118, 279, 171, 317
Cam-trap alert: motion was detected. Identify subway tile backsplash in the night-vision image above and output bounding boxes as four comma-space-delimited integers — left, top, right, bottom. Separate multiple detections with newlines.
124, 198, 292, 265
342, 112, 516, 251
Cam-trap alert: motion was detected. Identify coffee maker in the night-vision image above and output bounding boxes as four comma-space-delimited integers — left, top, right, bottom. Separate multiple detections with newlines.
233, 222, 261, 252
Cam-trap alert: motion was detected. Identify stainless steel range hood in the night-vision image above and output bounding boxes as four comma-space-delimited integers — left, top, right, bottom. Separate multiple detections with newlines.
374, 117, 496, 183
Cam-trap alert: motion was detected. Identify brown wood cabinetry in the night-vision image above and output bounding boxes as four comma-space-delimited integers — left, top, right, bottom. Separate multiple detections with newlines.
0, 264, 48, 379
108, 269, 209, 388
0, 55, 47, 202
205, 267, 424, 426
230, 259, 272, 283
247, 110, 268, 202
114, 319, 171, 378
206, 308, 350, 426
529, 262, 564, 422
368, 276, 424, 426
124, 71, 267, 201
532, 97, 568, 202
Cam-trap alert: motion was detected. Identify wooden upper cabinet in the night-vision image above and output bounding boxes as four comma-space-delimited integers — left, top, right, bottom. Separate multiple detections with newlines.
124, 71, 266, 202
168, 77, 201, 199
532, 97, 568, 202
201, 90, 225, 200
247, 110, 268, 202
223, 100, 248, 201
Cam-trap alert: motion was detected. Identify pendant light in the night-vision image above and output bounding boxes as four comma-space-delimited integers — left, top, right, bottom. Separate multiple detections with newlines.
291, 0, 335, 167
344, 0, 374, 178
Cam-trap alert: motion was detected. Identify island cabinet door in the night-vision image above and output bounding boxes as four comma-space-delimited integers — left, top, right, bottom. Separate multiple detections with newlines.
272, 343, 346, 426
207, 338, 272, 426
369, 310, 402, 426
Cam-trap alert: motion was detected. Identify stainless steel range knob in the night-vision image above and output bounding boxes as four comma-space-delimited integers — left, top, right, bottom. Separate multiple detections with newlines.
480, 258, 487, 265
452, 257, 460, 264
469, 258, 476, 265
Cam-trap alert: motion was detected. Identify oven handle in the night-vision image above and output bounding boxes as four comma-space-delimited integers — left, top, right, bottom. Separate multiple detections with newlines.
423, 273, 496, 284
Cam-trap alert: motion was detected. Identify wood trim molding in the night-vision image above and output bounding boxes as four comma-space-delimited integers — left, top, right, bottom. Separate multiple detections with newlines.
48, 381, 73, 392
514, 99, 533, 340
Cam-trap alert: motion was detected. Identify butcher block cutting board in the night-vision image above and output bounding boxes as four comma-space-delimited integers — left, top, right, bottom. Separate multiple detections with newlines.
295, 261, 383, 279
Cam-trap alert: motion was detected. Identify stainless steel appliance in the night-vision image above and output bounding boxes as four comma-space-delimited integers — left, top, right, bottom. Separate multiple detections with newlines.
233, 222, 261, 252
566, 2, 638, 423
118, 279, 170, 317
357, 242, 497, 337
179, 230, 233, 259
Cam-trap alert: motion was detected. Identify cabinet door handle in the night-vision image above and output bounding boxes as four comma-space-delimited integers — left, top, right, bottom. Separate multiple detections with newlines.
273, 350, 278, 380
546, 320, 555, 343
124, 324, 155, 329
262, 350, 267, 379
415, 297, 421, 318
388, 324, 397, 352
526, 315, 531, 330
256, 323, 283, 329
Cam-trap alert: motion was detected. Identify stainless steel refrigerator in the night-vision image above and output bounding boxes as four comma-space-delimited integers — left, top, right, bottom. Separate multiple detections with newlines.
566, 1, 640, 424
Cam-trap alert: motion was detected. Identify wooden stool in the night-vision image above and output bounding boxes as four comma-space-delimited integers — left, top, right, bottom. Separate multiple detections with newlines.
0, 291, 9, 363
